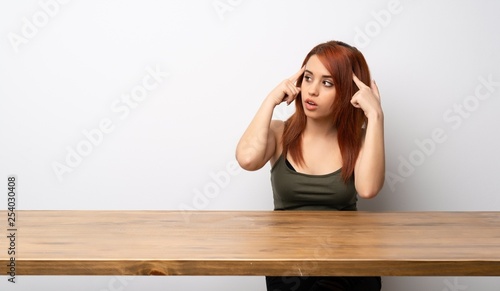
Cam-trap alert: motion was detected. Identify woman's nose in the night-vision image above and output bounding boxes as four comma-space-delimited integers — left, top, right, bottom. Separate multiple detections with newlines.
308, 82, 319, 96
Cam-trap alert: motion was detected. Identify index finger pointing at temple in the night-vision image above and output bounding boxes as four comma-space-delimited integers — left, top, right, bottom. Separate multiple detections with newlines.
289, 66, 306, 84
352, 73, 368, 89
371, 79, 381, 100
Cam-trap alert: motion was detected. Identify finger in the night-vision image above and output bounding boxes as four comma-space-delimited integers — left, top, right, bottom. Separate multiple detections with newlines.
281, 83, 297, 99
350, 97, 361, 108
371, 80, 381, 101
287, 81, 300, 95
284, 83, 300, 104
289, 66, 306, 83
352, 73, 368, 90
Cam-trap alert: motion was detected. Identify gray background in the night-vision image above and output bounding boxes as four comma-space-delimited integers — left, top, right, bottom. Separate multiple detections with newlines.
1, 0, 499, 290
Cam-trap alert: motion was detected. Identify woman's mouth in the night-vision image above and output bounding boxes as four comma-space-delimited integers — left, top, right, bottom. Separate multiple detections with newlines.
304, 99, 317, 110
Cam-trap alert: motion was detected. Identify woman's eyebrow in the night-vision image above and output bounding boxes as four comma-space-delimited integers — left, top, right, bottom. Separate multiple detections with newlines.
304, 69, 333, 79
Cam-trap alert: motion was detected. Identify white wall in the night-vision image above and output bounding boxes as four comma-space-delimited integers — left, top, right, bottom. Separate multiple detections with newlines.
1, 0, 499, 290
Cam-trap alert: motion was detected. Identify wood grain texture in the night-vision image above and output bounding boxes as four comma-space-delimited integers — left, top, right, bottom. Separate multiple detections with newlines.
2, 210, 500, 276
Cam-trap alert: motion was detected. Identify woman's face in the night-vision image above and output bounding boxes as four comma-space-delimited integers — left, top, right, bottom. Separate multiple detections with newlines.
301, 54, 337, 120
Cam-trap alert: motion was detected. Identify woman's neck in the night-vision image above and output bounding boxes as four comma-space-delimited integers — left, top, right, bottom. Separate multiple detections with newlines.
303, 118, 336, 138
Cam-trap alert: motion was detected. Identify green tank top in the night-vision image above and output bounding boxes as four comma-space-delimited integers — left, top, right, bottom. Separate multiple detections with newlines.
270, 155, 357, 211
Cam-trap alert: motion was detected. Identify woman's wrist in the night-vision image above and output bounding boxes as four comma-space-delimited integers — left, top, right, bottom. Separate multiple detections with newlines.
366, 109, 384, 122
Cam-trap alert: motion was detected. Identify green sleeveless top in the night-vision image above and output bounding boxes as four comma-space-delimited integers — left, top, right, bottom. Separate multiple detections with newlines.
270, 155, 357, 211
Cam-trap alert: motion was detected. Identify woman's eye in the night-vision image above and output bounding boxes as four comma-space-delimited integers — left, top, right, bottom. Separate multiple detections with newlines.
323, 80, 334, 87
304, 75, 312, 82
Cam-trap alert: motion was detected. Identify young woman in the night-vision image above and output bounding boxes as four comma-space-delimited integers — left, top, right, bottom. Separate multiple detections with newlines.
236, 40, 384, 291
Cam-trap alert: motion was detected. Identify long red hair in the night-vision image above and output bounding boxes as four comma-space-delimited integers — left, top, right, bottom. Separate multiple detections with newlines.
282, 40, 371, 183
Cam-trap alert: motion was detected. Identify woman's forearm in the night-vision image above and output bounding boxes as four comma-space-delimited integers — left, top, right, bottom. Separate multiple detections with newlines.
354, 113, 385, 198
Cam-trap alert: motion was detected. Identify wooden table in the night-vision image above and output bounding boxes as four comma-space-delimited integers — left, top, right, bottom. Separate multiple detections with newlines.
2, 210, 500, 276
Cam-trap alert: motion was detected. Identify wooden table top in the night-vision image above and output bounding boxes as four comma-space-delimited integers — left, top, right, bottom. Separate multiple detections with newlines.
2, 210, 500, 276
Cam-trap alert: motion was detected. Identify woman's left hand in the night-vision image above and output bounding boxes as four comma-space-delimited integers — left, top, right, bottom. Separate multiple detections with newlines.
351, 74, 382, 119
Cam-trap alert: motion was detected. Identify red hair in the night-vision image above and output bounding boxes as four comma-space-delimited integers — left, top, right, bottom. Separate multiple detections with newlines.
282, 40, 371, 183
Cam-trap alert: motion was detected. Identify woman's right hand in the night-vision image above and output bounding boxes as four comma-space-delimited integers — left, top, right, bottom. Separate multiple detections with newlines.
267, 66, 305, 106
